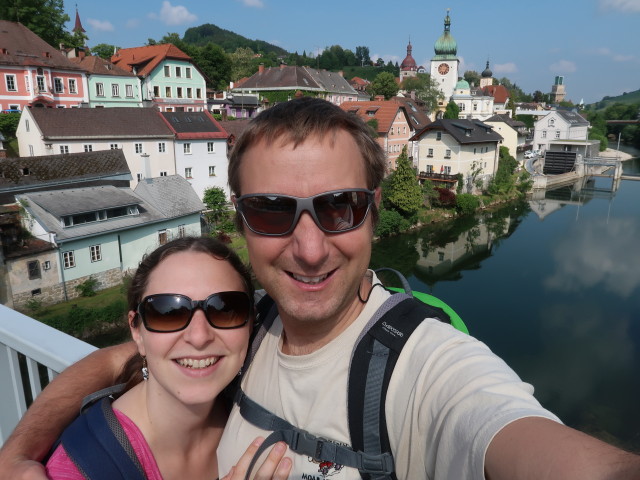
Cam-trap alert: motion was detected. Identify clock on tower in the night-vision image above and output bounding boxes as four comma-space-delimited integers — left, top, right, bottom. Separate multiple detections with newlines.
438, 63, 450, 75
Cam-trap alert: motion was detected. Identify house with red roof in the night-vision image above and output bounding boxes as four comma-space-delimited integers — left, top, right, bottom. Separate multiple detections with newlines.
340, 99, 412, 171
111, 44, 207, 112
70, 55, 142, 108
159, 111, 231, 199
0, 21, 88, 111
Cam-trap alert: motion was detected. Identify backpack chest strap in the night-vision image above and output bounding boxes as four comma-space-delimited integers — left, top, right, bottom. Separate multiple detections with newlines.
234, 389, 394, 480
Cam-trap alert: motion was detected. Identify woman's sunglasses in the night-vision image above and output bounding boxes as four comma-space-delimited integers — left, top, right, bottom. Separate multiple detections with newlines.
233, 188, 375, 236
136, 291, 252, 333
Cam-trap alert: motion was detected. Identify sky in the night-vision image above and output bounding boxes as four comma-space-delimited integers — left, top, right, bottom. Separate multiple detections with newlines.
66, 0, 640, 104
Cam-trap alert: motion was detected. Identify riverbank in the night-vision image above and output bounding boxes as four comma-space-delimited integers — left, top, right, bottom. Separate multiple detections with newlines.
600, 147, 633, 161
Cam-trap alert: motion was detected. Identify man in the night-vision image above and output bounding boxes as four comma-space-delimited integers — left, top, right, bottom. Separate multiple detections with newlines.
1, 98, 639, 479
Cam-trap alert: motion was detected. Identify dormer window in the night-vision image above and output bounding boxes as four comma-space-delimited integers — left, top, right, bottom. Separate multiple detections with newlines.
62, 205, 139, 227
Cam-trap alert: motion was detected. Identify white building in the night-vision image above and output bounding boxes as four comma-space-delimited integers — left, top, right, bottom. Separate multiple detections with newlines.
532, 110, 589, 154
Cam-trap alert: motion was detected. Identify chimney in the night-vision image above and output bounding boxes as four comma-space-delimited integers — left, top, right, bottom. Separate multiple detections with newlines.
258, 63, 264, 74
338, 71, 344, 77
141, 153, 151, 181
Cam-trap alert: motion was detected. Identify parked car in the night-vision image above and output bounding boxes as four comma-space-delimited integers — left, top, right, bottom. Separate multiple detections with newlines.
524, 151, 536, 159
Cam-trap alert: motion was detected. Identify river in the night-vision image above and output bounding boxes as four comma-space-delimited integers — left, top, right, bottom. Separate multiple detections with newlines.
371, 151, 640, 451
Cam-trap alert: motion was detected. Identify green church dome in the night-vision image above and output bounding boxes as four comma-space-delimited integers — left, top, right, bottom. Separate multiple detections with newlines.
455, 79, 470, 90
434, 11, 457, 57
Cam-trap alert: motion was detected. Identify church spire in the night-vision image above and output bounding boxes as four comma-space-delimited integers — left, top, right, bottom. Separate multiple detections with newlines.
74, 5, 86, 34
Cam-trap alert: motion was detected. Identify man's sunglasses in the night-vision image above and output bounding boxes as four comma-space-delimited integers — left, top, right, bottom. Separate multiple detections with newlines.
233, 188, 375, 236
136, 291, 252, 333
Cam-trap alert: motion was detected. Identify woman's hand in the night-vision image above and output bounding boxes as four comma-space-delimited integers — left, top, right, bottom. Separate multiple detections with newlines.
221, 437, 291, 480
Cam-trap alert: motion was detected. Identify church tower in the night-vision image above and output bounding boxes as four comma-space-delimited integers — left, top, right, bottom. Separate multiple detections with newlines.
400, 40, 418, 81
430, 9, 459, 102
480, 61, 493, 88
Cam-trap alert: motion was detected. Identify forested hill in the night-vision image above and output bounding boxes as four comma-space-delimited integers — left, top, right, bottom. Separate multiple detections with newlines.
182, 23, 288, 56
590, 89, 640, 110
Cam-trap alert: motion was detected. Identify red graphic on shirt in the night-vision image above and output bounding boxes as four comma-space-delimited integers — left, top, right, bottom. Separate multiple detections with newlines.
308, 457, 344, 478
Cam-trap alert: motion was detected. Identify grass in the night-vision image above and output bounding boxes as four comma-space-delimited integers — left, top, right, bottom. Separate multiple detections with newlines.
31, 285, 126, 322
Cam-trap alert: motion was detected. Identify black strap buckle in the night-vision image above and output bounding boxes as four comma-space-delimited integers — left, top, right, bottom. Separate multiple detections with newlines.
290, 430, 327, 461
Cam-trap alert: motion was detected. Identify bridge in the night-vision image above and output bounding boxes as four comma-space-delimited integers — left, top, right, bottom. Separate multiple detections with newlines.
606, 119, 640, 125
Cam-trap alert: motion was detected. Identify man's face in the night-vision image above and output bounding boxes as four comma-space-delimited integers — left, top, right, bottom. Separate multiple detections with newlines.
238, 130, 380, 333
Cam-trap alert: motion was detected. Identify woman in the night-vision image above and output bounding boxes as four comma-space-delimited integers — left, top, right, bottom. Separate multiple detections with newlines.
45, 237, 291, 479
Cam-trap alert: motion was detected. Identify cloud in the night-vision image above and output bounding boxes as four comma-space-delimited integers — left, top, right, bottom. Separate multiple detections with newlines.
613, 54, 636, 61
599, 0, 640, 12
87, 19, 114, 32
549, 59, 577, 73
237, 0, 265, 6
149, 1, 197, 26
493, 62, 517, 74
125, 19, 140, 29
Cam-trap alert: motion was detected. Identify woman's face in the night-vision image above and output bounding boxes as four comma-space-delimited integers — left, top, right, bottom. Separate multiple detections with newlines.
129, 250, 251, 407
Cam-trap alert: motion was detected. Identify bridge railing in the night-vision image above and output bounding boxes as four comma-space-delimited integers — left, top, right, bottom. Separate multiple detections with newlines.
0, 304, 96, 446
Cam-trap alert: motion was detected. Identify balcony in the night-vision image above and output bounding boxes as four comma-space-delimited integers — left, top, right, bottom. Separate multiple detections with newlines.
0, 304, 96, 446
417, 172, 458, 183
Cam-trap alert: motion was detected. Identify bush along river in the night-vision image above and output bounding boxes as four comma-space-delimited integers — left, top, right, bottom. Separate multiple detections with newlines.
371, 155, 640, 451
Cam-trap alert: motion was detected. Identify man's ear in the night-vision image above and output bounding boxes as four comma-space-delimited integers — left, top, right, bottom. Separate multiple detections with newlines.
129, 311, 146, 357
374, 187, 382, 207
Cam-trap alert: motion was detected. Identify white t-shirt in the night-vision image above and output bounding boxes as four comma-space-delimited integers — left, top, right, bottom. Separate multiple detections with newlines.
218, 273, 560, 479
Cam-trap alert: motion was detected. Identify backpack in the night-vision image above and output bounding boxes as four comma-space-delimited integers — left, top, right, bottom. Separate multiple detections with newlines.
233, 269, 467, 480
54, 384, 147, 480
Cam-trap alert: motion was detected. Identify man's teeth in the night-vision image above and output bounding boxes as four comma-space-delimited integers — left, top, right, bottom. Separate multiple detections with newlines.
292, 273, 328, 284
176, 357, 218, 369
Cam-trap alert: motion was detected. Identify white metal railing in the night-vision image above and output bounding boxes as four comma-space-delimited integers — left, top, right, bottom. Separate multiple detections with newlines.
0, 304, 96, 446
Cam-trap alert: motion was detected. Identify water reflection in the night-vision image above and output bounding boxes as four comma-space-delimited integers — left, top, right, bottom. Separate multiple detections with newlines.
545, 217, 640, 298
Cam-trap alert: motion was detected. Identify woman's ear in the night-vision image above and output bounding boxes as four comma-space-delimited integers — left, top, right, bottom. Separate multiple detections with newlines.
129, 311, 146, 357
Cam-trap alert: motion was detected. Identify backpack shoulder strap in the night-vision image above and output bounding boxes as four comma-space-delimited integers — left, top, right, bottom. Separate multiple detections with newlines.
348, 294, 451, 480
60, 396, 147, 480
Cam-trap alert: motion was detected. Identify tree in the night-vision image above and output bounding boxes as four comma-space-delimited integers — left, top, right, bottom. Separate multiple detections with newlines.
463, 70, 481, 87
230, 47, 258, 81
202, 187, 234, 233
488, 146, 518, 195
1, 0, 70, 48
401, 73, 442, 112
193, 43, 232, 89
367, 72, 399, 100
384, 146, 423, 218
355, 46, 371, 66
92, 43, 118, 60
443, 101, 460, 119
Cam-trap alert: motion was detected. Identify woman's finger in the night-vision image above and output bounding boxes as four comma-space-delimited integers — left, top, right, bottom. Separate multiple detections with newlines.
253, 441, 291, 480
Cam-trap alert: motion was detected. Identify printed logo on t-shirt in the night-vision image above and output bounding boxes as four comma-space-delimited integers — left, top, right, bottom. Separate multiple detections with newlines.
304, 457, 344, 479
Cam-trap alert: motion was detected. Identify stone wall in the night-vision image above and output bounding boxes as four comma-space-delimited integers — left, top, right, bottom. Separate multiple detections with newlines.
12, 267, 124, 310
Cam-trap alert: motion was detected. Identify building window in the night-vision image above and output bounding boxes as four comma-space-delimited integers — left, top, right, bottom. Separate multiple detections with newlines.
158, 142, 166, 153
473, 103, 478, 111
54, 78, 64, 93
60, 145, 69, 154
137, 173, 143, 182
135, 143, 143, 154
473, 147, 477, 154
153, 86, 160, 97
209, 166, 215, 176
164, 65, 170, 77
445, 149, 451, 158
158, 230, 168, 245
175, 66, 182, 77
196, 88, 202, 99
542, 131, 547, 138
444, 166, 451, 174
90, 245, 102, 262
436, 132, 442, 141
28, 145, 34, 156
178, 224, 186, 238
427, 148, 433, 157
68, 78, 77, 94
63, 251, 75, 269
207, 142, 215, 153
187, 87, 193, 98
555, 130, 560, 139
159, 171, 167, 176
5, 74, 17, 91
426, 165, 433, 173
96, 83, 104, 96
84, 144, 93, 152
110, 143, 119, 149
27, 260, 41, 280
42, 260, 51, 270
548, 118, 555, 127
186, 67, 192, 78
183, 143, 191, 154
177, 87, 183, 98
165, 86, 172, 98
125, 84, 134, 98
184, 167, 192, 178
111, 84, 119, 97
36, 75, 46, 92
